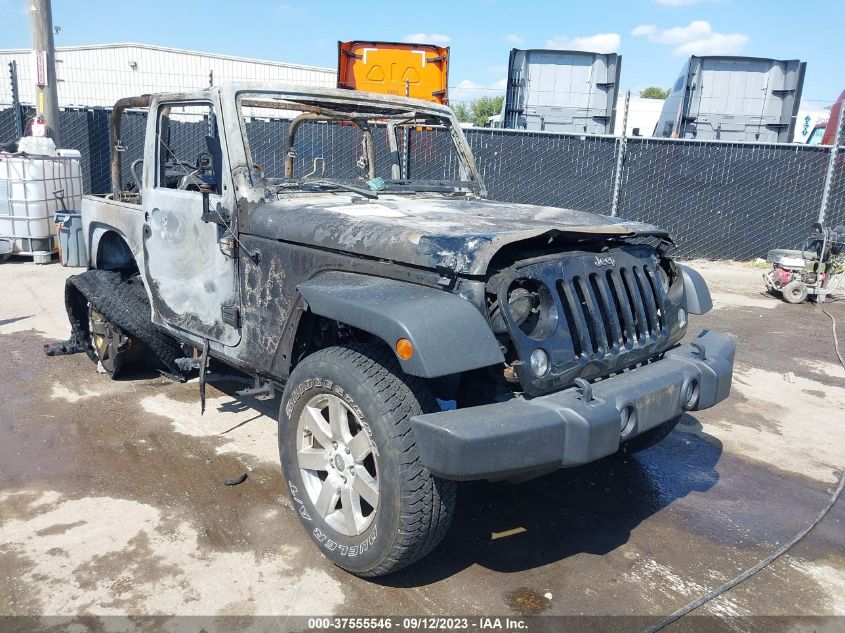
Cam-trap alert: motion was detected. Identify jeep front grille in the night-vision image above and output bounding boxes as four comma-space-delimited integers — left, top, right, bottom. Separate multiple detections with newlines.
556, 265, 665, 359
495, 246, 684, 396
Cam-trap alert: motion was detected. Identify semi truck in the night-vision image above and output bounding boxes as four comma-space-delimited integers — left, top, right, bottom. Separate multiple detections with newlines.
806, 90, 845, 145
654, 55, 806, 142
501, 48, 622, 134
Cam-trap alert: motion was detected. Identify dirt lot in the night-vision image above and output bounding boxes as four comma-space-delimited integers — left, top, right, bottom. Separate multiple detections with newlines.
0, 259, 843, 632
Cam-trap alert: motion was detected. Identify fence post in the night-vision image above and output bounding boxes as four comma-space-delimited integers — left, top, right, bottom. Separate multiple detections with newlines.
610, 90, 630, 217
8, 61, 24, 139
818, 102, 845, 224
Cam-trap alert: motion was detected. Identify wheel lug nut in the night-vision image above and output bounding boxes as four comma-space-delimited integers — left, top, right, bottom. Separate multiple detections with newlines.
344, 447, 350, 454
332, 441, 338, 449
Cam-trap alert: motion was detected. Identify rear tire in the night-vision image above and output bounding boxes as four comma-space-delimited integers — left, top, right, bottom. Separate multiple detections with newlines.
88, 304, 145, 378
68, 270, 183, 379
279, 344, 456, 577
617, 415, 682, 456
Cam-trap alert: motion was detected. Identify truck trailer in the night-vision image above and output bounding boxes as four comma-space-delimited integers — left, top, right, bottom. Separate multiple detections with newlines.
655, 55, 806, 143
502, 48, 622, 134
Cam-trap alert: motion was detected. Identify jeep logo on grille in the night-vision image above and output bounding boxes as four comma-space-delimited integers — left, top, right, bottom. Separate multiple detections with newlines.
594, 256, 616, 267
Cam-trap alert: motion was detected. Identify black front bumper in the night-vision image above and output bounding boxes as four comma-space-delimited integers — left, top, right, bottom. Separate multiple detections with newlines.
410, 330, 735, 480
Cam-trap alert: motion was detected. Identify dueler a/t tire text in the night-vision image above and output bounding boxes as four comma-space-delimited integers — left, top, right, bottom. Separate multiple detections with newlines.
278, 344, 456, 577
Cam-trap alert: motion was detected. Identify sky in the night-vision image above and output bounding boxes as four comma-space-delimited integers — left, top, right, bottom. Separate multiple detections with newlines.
0, 0, 842, 109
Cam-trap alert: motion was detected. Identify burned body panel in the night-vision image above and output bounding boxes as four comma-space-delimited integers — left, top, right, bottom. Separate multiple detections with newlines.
233, 235, 481, 381
82, 196, 146, 272
242, 196, 668, 277
74, 82, 734, 502
237, 236, 293, 375
141, 200, 239, 345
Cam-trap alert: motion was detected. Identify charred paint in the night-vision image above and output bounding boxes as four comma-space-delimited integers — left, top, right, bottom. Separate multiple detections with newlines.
82, 83, 674, 386
238, 239, 291, 373
243, 195, 668, 277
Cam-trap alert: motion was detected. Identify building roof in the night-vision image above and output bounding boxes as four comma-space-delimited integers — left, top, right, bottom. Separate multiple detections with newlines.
0, 42, 334, 74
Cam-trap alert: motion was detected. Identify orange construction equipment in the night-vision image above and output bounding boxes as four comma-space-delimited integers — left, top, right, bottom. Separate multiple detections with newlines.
337, 40, 449, 104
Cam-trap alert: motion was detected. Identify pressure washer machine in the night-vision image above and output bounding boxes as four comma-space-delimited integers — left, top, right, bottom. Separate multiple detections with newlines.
764, 223, 845, 303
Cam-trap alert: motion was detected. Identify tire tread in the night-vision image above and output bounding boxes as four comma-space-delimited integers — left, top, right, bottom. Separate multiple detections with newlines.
65, 269, 183, 378
288, 343, 456, 577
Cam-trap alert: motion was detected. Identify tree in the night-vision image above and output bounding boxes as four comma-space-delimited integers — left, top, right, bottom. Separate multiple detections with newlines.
452, 102, 472, 123
640, 86, 669, 100
452, 96, 504, 127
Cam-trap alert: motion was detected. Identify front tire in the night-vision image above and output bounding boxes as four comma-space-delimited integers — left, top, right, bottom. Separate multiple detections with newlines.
279, 344, 456, 577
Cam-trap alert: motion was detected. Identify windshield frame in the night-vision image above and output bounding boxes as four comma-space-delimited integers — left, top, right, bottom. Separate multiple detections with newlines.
233, 88, 486, 197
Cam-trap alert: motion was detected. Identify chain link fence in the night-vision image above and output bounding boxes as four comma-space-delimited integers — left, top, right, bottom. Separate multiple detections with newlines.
465, 129, 618, 215
2, 101, 843, 261
614, 138, 840, 260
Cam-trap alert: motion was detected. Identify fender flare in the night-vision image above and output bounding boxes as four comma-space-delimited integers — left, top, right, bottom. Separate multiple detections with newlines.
297, 271, 505, 378
680, 265, 713, 315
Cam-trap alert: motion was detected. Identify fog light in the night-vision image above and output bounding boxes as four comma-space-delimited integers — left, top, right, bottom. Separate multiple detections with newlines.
620, 405, 637, 435
677, 307, 687, 328
529, 348, 549, 377
683, 379, 700, 410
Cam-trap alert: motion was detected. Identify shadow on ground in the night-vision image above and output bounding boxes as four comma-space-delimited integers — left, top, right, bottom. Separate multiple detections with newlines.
381, 415, 722, 585
126, 363, 724, 587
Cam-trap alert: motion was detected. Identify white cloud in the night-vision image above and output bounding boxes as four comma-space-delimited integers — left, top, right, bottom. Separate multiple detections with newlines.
503, 34, 523, 45
402, 33, 451, 46
276, 3, 299, 12
631, 20, 747, 56
652, 0, 722, 5
544, 33, 621, 54
631, 25, 657, 37
450, 78, 507, 103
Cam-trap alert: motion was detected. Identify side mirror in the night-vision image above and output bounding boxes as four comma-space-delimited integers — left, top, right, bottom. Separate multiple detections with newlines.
200, 187, 231, 227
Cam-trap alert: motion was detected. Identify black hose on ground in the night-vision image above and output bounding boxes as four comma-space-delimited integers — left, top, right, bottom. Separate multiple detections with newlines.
642, 302, 845, 633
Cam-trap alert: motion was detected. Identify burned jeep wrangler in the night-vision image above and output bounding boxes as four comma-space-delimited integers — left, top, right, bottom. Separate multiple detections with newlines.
51, 84, 734, 576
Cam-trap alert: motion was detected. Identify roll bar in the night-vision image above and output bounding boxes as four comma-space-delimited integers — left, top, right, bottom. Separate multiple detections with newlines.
111, 95, 151, 198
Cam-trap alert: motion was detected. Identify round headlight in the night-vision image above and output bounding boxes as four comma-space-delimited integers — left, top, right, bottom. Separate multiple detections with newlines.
529, 348, 549, 377
507, 286, 536, 326
507, 279, 558, 340
677, 307, 687, 328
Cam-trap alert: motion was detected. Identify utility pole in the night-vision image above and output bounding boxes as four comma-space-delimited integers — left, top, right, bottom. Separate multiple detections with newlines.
29, 0, 61, 145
